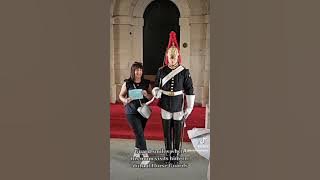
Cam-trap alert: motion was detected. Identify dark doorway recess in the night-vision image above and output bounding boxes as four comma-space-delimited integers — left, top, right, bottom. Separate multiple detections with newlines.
143, 0, 180, 76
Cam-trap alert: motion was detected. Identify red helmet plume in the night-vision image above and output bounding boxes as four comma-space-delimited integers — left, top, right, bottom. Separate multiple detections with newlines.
164, 31, 182, 65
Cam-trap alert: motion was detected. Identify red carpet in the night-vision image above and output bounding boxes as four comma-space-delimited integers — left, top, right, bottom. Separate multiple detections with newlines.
110, 102, 206, 142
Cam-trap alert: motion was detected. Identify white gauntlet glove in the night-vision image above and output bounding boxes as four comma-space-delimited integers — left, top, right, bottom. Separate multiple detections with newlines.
152, 87, 162, 99
184, 95, 195, 119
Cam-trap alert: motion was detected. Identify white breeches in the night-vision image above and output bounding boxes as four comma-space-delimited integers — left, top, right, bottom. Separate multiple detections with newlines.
161, 108, 184, 120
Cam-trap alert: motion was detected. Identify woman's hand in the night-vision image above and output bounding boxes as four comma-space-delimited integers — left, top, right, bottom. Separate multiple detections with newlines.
141, 84, 154, 100
142, 90, 153, 100
142, 90, 148, 97
124, 98, 132, 105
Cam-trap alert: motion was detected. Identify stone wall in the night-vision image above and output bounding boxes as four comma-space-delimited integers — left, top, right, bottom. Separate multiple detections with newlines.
111, 0, 210, 107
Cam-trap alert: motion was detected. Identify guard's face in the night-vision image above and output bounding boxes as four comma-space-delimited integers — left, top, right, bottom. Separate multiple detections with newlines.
167, 47, 179, 66
134, 68, 143, 79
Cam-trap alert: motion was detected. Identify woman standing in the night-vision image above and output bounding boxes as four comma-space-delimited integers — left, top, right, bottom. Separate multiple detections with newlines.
118, 62, 153, 163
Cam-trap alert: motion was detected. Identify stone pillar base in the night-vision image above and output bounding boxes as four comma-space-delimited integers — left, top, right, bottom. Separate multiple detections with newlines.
110, 84, 117, 103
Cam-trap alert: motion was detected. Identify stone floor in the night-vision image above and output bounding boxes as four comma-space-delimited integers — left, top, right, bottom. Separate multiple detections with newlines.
110, 138, 209, 180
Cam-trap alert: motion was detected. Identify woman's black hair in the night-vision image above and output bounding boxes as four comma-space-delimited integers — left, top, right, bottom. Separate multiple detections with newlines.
129, 61, 144, 81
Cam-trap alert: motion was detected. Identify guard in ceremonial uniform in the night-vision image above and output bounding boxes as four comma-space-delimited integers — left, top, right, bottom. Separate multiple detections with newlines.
152, 31, 195, 164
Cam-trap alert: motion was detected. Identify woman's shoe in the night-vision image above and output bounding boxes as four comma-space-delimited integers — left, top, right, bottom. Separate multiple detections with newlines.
133, 147, 140, 158
164, 151, 171, 164
170, 152, 180, 165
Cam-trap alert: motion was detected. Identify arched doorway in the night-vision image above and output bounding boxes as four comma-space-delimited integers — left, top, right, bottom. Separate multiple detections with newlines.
143, 0, 180, 77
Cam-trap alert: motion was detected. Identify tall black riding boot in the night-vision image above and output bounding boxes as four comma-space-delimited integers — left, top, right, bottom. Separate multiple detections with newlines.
162, 119, 172, 164
171, 120, 183, 165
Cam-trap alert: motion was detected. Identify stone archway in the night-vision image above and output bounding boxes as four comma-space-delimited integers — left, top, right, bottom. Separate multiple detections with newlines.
143, 0, 180, 76
131, 0, 191, 72
132, 0, 190, 17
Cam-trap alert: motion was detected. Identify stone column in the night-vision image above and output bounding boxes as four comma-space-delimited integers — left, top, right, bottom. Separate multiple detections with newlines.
112, 15, 134, 102
190, 15, 208, 106
179, 17, 191, 69
110, 16, 116, 103
132, 17, 144, 62
205, 15, 211, 129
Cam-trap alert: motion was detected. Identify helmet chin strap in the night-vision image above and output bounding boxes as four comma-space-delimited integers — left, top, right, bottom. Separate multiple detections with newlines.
168, 62, 179, 69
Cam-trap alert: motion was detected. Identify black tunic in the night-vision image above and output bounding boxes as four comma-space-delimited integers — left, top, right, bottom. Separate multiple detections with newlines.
154, 65, 194, 113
